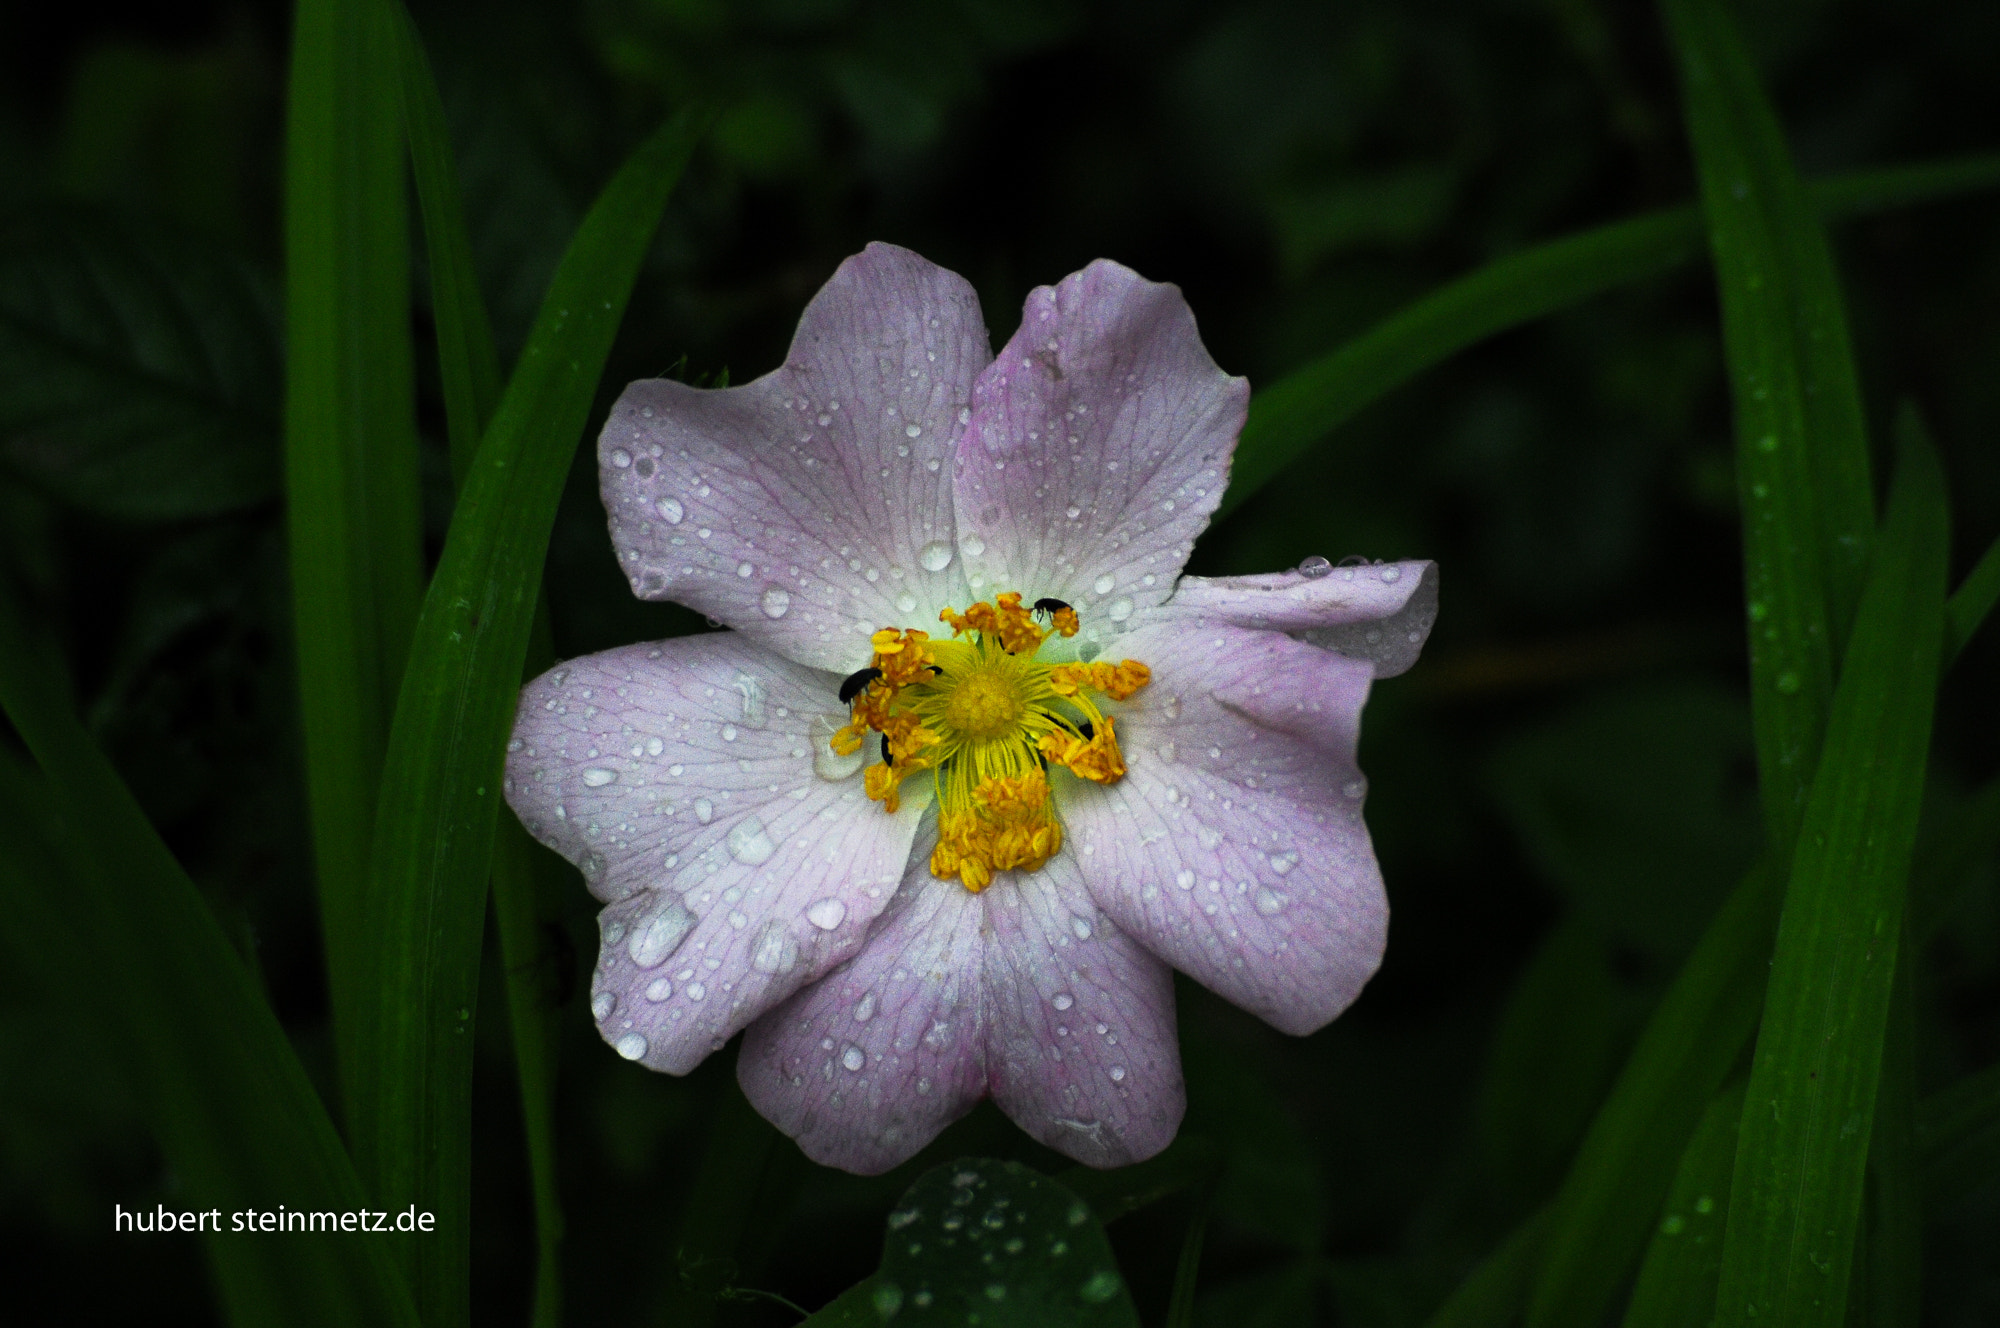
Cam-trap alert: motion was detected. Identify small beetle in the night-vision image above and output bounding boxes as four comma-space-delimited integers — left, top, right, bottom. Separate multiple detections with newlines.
838, 667, 882, 704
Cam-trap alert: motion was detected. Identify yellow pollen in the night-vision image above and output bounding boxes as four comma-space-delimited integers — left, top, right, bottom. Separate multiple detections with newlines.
829, 591, 1150, 892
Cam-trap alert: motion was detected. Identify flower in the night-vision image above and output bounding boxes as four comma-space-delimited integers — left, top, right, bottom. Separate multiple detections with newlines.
503, 243, 1437, 1174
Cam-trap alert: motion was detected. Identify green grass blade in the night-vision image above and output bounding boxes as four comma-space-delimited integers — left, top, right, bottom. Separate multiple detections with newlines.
1908, 774, 2000, 944
1523, 861, 1780, 1328
399, 11, 565, 1321
397, 3, 501, 486
1915, 1059, 2000, 1215
1854, 966, 1922, 1328
1423, 1206, 1555, 1328
284, 0, 424, 1126
1665, 0, 1872, 851
1943, 530, 1999, 666
356, 110, 702, 1328
1163, 1180, 1218, 1328
0, 592, 418, 1328
1714, 434, 1949, 1328
1215, 151, 2000, 524
1621, 1082, 1745, 1328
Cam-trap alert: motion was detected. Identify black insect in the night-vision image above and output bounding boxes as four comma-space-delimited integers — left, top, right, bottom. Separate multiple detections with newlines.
1031, 597, 1073, 620
1077, 719, 1095, 740
881, 734, 894, 767
838, 667, 882, 704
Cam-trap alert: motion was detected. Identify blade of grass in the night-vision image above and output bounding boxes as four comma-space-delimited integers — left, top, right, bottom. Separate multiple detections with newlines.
1621, 1082, 1746, 1328
1523, 860, 1780, 1328
1666, 0, 1874, 852
1423, 1205, 1556, 1328
284, 0, 424, 1127
399, 10, 566, 1323
1215, 151, 2000, 523
1713, 433, 1948, 1328
1943, 531, 2000, 665
1915, 1059, 2000, 1215
0, 592, 418, 1328
1163, 1179, 1219, 1328
355, 110, 702, 1328
1854, 964, 1922, 1328
1908, 774, 2000, 944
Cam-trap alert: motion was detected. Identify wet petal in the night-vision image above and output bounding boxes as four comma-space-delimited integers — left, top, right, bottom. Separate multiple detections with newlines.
738, 824, 988, 1175
1060, 623, 1387, 1035
953, 260, 1246, 644
1160, 560, 1438, 678
599, 243, 988, 672
504, 633, 922, 1073
982, 853, 1182, 1168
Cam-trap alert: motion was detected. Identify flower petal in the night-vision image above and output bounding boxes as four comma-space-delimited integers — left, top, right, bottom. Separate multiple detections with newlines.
1060, 622, 1388, 1036
598, 243, 990, 672
504, 633, 922, 1073
1160, 560, 1438, 678
953, 260, 1246, 643
738, 825, 988, 1175
982, 853, 1183, 1168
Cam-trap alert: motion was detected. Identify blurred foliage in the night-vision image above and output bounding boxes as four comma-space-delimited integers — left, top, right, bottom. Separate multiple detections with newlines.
1, 0, 1997, 1324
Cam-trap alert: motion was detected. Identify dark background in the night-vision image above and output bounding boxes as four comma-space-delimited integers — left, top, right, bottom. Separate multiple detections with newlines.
1, 0, 1996, 1323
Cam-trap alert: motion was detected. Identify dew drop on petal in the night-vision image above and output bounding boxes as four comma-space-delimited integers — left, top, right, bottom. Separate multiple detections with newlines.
761, 587, 792, 619
1255, 887, 1286, 916
629, 896, 697, 968
1052, 992, 1073, 1011
591, 991, 615, 1021
1175, 869, 1195, 889
610, 449, 631, 468
645, 977, 673, 1002
694, 798, 715, 824
1108, 1065, 1126, 1082
686, 981, 706, 1002
854, 991, 877, 1022
1107, 597, 1133, 623
919, 540, 954, 572
656, 497, 684, 524
1381, 565, 1402, 583
841, 1044, 866, 1072
812, 717, 867, 781
807, 898, 847, 930
726, 815, 776, 865
896, 591, 917, 613
581, 767, 617, 787
1297, 554, 1332, 578
750, 919, 798, 974
1268, 850, 1298, 876
615, 1033, 648, 1060
1093, 573, 1115, 595
961, 535, 986, 557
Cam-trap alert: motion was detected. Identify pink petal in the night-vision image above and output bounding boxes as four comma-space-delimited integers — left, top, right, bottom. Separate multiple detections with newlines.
597, 243, 990, 672
952, 260, 1246, 638
504, 633, 921, 1073
1160, 560, 1438, 677
1060, 622, 1388, 1036
738, 828, 988, 1175
982, 854, 1183, 1168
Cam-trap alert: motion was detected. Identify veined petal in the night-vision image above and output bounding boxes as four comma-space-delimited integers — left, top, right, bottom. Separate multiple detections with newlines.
953, 260, 1246, 645
982, 853, 1182, 1169
1159, 560, 1439, 678
1060, 623, 1387, 1035
599, 243, 988, 672
504, 634, 922, 1073
738, 824, 988, 1175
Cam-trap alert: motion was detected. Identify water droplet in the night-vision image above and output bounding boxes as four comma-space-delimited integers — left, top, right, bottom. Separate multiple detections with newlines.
645, 736, 665, 756
806, 898, 847, 930
1297, 554, 1332, 578
1065, 505, 1081, 520
1079, 1270, 1122, 1303
694, 798, 715, 824
918, 540, 954, 572
610, 448, 632, 468
736, 561, 754, 578
734, 674, 767, 727
1107, 597, 1133, 623
750, 918, 798, 974
581, 767, 617, 787
984, 1284, 1006, 1301
1255, 887, 1286, 916
615, 1032, 648, 1060
1092, 573, 1115, 595
629, 896, 696, 967
686, 981, 706, 1002
1776, 671, 1801, 695
1268, 850, 1298, 876
645, 977, 672, 1001
871, 1283, 903, 1318
721, 723, 738, 742
726, 815, 776, 865
1108, 1065, 1126, 1082
1070, 916, 1092, 940
841, 1044, 866, 1072
656, 497, 684, 523
1343, 778, 1366, 799
591, 991, 615, 1021
761, 588, 792, 619
1380, 565, 1402, 583
1052, 992, 1073, 1011
896, 591, 917, 613
905, 423, 922, 438
812, 718, 866, 781
1175, 869, 1195, 889
854, 991, 877, 1022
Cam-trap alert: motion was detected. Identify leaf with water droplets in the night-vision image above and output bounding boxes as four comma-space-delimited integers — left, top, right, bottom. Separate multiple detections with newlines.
798, 1158, 1138, 1326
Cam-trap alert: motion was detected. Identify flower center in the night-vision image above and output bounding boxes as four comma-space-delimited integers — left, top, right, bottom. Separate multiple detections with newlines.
828, 591, 1150, 892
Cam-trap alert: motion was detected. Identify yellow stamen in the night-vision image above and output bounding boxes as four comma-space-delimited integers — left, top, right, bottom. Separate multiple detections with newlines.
833, 592, 1150, 891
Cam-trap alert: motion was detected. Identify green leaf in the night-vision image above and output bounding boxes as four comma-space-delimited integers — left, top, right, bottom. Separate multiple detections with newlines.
397, 12, 564, 1323
1620, 1083, 1745, 1328
1216, 150, 2000, 524
0, 207, 280, 520
1424, 1205, 1554, 1328
1665, 0, 1874, 853
1943, 529, 1999, 666
0, 586, 418, 1328
1852, 966, 1921, 1328
1714, 435, 1949, 1327
802, 1159, 1141, 1327
353, 110, 702, 1328
283, 0, 424, 1130
1915, 1059, 2000, 1215
1523, 861, 1780, 1328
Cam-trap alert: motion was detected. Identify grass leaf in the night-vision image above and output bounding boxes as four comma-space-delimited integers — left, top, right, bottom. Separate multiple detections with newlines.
1423, 1206, 1554, 1328
1620, 1082, 1745, 1328
353, 110, 702, 1328
1713, 430, 1949, 1328
1915, 1059, 2000, 1215
283, 0, 424, 1127
1943, 530, 1999, 666
0, 586, 418, 1328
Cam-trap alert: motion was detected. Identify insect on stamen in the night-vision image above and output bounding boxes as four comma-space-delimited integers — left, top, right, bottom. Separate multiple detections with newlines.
838, 667, 882, 704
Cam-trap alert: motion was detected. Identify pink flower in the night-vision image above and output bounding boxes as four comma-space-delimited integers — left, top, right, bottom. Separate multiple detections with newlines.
503, 244, 1436, 1173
